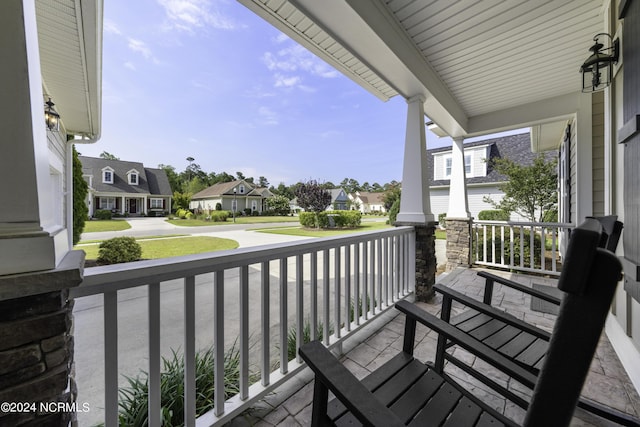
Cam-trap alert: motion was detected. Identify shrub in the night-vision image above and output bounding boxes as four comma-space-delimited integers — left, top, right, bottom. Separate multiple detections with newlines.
243, 208, 252, 216
94, 209, 113, 220
438, 213, 447, 229
287, 321, 332, 362
97, 237, 142, 265
210, 211, 229, 222
176, 208, 187, 219
118, 343, 255, 427
472, 227, 542, 267
215, 202, 222, 211
299, 211, 361, 228
478, 210, 510, 221
185, 211, 193, 219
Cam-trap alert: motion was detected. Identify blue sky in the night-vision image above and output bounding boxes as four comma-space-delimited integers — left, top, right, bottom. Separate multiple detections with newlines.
79, 0, 518, 187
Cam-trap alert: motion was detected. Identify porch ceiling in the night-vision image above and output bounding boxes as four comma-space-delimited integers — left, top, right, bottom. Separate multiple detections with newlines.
35, 0, 102, 139
239, 0, 606, 137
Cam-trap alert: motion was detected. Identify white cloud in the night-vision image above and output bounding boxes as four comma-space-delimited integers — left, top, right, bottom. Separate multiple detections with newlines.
127, 38, 159, 63
157, 0, 237, 33
124, 62, 137, 71
104, 20, 122, 35
274, 74, 301, 88
273, 33, 289, 44
257, 106, 278, 125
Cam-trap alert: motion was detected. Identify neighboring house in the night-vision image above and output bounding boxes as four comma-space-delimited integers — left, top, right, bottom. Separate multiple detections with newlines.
349, 191, 386, 213
328, 188, 349, 210
80, 156, 172, 217
427, 132, 553, 221
190, 180, 274, 214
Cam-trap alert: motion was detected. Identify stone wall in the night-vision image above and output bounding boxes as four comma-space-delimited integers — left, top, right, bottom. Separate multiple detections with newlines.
445, 218, 472, 271
0, 290, 76, 426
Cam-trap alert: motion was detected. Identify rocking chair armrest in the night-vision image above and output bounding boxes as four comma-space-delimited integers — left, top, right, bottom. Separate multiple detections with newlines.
395, 300, 538, 389
477, 271, 562, 306
434, 282, 551, 340
298, 340, 405, 427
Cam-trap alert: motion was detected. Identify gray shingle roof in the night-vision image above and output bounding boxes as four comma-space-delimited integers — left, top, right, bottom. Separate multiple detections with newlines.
79, 156, 171, 196
427, 132, 554, 186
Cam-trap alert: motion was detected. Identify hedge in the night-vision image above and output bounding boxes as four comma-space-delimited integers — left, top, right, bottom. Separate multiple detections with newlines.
478, 210, 510, 221
299, 210, 361, 228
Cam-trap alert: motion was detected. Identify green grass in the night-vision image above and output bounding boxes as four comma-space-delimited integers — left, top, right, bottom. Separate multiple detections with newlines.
79, 234, 187, 245
166, 216, 299, 227
435, 229, 446, 240
77, 236, 238, 261
256, 221, 392, 237
83, 219, 131, 233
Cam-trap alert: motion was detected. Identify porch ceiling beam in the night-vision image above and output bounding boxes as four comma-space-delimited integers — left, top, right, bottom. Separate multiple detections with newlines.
465, 92, 582, 138
342, 0, 468, 137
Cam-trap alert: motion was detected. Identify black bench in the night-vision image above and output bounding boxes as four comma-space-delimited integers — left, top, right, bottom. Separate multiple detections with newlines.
299, 218, 624, 426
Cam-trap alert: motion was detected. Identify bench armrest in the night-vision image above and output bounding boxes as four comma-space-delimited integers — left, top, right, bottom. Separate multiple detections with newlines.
434, 282, 551, 340
478, 271, 562, 306
395, 300, 538, 389
298, 340, 405, 427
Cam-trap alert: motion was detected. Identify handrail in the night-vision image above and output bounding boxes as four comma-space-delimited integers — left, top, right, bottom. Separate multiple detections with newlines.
72, 226, 416, 426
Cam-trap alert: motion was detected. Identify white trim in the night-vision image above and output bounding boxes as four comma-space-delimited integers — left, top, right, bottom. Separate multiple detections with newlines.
102, 166, 114, 184
127, 168, 140, 185
606, 315, 640, 393
150, 198, 163, 209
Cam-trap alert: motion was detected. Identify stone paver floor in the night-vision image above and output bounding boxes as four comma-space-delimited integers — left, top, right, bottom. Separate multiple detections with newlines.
229, 268, 640, 426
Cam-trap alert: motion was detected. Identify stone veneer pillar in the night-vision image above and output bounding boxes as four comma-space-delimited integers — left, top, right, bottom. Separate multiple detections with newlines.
412, 223, 438, 302
0, 251, 84, 426
445, 218, 472, 271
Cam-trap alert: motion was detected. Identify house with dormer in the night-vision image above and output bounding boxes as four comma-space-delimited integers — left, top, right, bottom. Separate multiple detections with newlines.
80, 156, 172, 217
349, 191, 386, 214
190, 179, 274, 214
427, 132, 554, 220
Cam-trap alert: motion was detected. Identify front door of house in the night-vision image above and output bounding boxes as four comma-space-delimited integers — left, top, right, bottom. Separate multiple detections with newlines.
129, 199, 137, 214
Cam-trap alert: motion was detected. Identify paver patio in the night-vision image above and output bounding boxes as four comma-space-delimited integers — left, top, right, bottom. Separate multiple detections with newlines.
230, 267, 640, 426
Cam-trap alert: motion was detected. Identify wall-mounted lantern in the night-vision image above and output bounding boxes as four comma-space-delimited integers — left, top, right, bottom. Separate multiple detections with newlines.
580, 33, 619, 93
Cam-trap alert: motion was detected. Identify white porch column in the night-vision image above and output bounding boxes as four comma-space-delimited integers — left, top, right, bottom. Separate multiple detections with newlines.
397, 95, 434, 224
447, 137, 471, 219
144, 195, 148, 214
121, 196, 126, 214
0, 0, 61, 275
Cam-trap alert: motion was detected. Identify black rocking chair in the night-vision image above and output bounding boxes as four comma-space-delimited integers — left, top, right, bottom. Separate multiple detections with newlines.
299, 218, 624, 426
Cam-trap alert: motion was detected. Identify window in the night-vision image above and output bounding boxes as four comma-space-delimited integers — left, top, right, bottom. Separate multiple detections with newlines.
150, 198, 163, 209
239, 185, 245, 194
252, 200, 257, 211
100, 197, 116, 210
102, 168, 114, 184
129, 173, 138, 185
444, 154, 472, 177
465, 154, 472, 175
445, 157, 452, 177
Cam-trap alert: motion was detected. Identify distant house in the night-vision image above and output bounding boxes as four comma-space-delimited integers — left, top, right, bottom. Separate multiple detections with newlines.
80, 156, 172, 217
190, 180, 274, 214
328, 188, 350, 210
349, 191, 386, 213
427, 132, 553, 220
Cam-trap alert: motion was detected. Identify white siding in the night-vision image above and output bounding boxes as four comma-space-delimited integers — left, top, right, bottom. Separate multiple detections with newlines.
592, 91, 605, 217
430, 184, 527, 221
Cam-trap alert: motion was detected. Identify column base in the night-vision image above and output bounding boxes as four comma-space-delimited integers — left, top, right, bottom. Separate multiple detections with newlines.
397, 222, 437, 302
445, 217, 472, 271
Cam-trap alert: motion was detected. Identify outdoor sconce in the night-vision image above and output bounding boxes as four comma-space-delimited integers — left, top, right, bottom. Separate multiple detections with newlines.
580, 33, 619, 93
44, 97, 60, 131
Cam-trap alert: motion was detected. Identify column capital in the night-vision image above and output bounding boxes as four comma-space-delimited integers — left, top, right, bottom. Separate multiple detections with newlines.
406, 94, 427, 104
452, 136, 465, 143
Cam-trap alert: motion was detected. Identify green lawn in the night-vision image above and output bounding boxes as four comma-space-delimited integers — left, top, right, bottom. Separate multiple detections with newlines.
255, 221, 392, 238
77, 236, 239, 261
167, 216, 299, 227
435, 229, 446, 240
83, 219, 131, 233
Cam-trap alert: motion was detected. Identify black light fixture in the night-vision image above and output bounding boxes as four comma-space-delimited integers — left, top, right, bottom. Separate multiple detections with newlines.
580, 33, 619, 93
44, 97, 60, 131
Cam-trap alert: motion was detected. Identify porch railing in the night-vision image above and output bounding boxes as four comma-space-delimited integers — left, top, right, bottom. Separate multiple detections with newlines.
70, 226, 415, 426
471, 220, 574, 276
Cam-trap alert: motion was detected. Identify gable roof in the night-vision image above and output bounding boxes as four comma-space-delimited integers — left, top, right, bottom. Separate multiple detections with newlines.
427, 132, 554, 187
79, 156, 171, 196
192, 180, 255, 200
357, 192, 384, 205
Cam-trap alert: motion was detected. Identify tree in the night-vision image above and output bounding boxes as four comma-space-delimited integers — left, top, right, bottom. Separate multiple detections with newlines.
99, 151, 119, 160
258, 176, 269, 188
266, 195, 291, 216
295, 180, 332, 212
173, 191, 192, 210
483, 154, 558, 222
381, 183, 401, 211
158, 164, 181, 194
72, 145, 88, 245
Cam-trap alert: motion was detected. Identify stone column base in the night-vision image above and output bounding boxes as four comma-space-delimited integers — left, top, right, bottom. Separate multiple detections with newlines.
397, 222, 437, 302
445, 217, 472, 271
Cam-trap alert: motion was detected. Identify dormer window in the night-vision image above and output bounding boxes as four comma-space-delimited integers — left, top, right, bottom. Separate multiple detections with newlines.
239, 185, 245, 194
127, 169, 140, 185
102, 167, 114, 184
